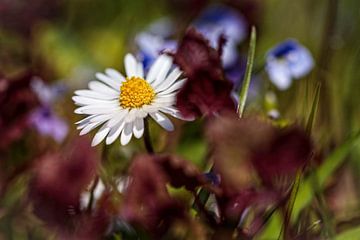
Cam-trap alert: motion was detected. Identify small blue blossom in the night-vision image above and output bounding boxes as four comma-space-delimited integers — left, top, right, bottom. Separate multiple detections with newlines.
136, 6, 247, 83
193, 4, 247, 68
135, 18, 177, 71
266, 39, 314, 90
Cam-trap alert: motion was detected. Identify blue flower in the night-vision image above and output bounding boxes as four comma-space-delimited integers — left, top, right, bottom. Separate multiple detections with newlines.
193, 4, 247, 68
266, 40, 314, 90
136, 6, 247, 83
135, 18, 177, 71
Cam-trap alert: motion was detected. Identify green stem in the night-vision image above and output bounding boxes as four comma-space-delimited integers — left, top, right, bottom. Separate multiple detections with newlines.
143, 117, 154, 154
87, 143, 108, 212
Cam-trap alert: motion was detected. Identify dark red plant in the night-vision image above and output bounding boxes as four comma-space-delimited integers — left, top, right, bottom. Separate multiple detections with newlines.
28, 136, 103, 236
251, 127, 313, 189
121, 154, 186, 236
0, 0, 62, 36
0, 72, 39, 151
205, 113, 313, 236
172, 28, 235, 118
155, 154, 207, 191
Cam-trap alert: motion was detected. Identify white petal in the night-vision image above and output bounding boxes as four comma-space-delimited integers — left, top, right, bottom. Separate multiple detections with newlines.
120, 122, 133, 145
95, 72, 121, 90
72, 96, 118, 106
133, 118, 144, 139
89, 113, 116, 123
150, 112, 174, 131
157, 79, 186, 95
74, 89, 118, 100
91, 125, 110, 146
105, 68, 125, 82
146, 55, 171, 83
134, 108, 148, 118
74, 105, 120, 115
77, 118, 97, 130
137, 62, 144, 78
159, 106, 194, 121
124, 108, 138, 123
155, 67, 182, 92
142, 105, 160, 114
88, 81, 120, 95
128, 108, 148, 118
106, 109, 128, 128
75, 115, 96, 125
124, 54, 138, 77
106, 121, 125, 145
153, 94, 176, 104
151, 55, 172, 87
79, 121, 103, 135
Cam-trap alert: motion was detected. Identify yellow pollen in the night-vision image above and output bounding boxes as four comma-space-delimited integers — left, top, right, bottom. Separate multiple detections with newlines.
119, 77, 155, 109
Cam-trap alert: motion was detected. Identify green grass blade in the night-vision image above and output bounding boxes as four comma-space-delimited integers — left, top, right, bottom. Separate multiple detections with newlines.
306, 82, 321, 134
292, 130, 360, 221
237, 26, 256, 118
257, 131, 360, 239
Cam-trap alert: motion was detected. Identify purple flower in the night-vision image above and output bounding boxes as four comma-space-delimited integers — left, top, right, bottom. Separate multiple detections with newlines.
29, 106, 68, 143
30, 77, 67, 105
29, 78, 68, 142
0, 72, 39, 151
266, 39, 314, 90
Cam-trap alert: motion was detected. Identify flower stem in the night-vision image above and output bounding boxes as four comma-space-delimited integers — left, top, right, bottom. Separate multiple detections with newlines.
87, 143, 107, 212
87, 175, 99, 212
192, 190, 217, 227
143, 117, 154, 154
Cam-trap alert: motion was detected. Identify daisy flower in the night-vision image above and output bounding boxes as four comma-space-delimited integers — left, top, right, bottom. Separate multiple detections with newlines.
73, 53, 189, 146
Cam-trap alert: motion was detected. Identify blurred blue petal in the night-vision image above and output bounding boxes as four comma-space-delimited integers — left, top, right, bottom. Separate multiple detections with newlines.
224, 56, 246, 88
194, 5, 247, 68
135, 31, 177, 71
266, 39, 314, 90
146, 17, 174, 37
136, 6, 247, 82
194, 5, 247, 43
266, 59, 292, 90
287, 45, 314, 79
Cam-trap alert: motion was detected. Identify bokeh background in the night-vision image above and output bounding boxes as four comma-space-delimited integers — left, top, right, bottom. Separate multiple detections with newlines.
1, 0, 360, 239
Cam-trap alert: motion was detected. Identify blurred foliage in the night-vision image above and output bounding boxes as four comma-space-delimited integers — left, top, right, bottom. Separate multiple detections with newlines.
1, 0, 360, 239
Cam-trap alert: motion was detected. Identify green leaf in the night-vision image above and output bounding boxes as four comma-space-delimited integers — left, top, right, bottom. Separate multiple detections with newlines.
294, 130, 360, 221
237, 26, 256, 118
336, 226, 360, 240
257, 131, 360, 239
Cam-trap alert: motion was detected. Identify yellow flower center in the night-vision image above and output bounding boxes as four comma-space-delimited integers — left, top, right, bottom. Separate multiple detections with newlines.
119, 77, 155, 109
